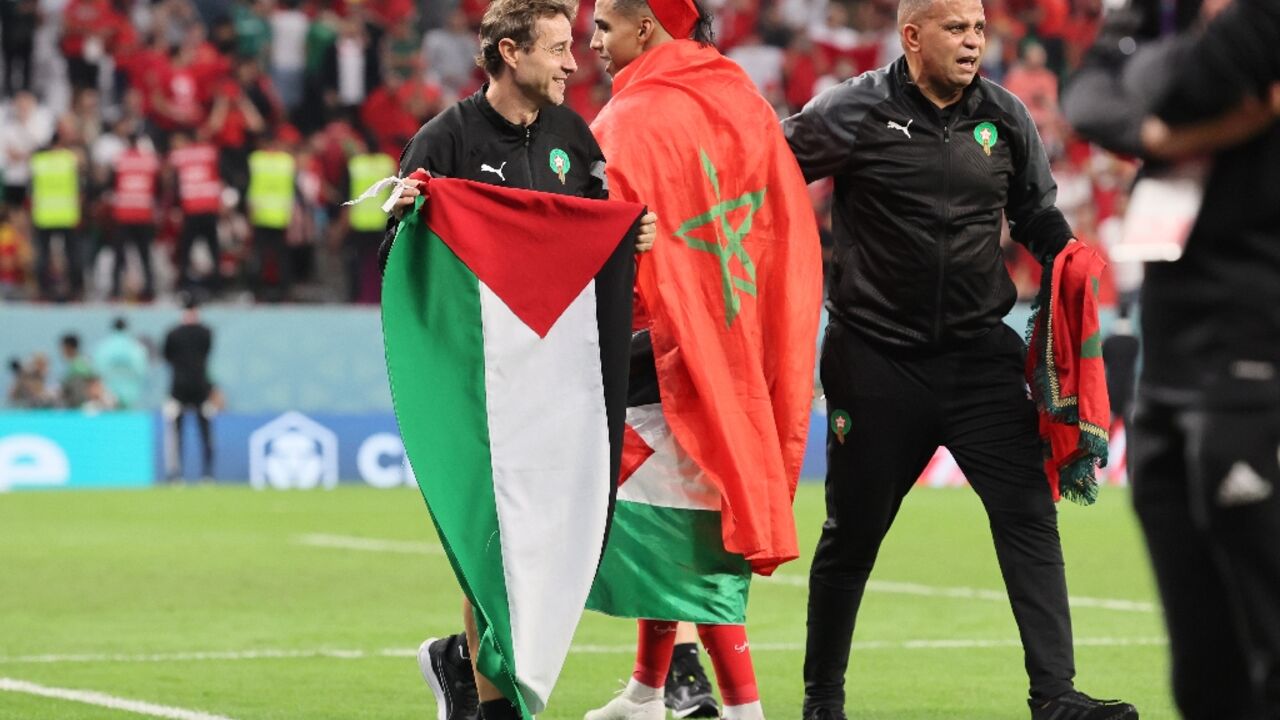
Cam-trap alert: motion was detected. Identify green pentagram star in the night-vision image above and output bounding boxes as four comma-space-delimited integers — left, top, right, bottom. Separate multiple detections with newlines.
673, 149, 767, 328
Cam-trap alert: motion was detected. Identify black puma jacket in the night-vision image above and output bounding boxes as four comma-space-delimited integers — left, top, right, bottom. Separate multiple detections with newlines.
379, 85, 608, 269
783, 57, 1072, 351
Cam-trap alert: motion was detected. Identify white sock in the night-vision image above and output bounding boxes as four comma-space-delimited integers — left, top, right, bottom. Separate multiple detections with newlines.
621, 678, 663, 703
722, 700, 765, 719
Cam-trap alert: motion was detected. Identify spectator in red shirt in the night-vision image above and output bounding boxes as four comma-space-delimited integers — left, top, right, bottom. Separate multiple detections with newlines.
207, 58, 276, 193
359, 74, 443, 158
783, 32, 821, 113
152, 43, 209, 150
61, 0, 116, 92
1003, 40, 1059, 130
168, 130, 226, 294
107, 132, 160, 299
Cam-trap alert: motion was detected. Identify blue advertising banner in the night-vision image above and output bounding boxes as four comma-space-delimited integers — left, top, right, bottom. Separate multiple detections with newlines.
183, 410, 828, 488
169, 411, 413, 488
0, 409, 836, 491
0, 411, 156, 491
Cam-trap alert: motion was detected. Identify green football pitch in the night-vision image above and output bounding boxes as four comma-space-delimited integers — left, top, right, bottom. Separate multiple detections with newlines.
1, 484, 1175, 719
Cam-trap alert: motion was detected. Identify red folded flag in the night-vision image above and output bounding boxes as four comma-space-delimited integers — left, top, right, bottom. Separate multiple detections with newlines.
1025, 242, 1111, 505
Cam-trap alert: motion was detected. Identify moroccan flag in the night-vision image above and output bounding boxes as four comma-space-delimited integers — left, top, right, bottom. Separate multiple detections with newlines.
1026, 242, 1111, 505
382, 176, 643, 716
587, 40, 823, 618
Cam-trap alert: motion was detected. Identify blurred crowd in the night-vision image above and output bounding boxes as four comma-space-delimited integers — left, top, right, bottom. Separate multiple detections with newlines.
0, 0, 1133, 306
7, 317, 152, 410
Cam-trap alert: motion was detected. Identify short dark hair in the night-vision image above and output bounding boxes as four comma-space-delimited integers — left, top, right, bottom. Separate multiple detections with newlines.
112, 316, 127, 331
612, 0, 715, 45
477, 0, 579, 77
61, 333, 79, 351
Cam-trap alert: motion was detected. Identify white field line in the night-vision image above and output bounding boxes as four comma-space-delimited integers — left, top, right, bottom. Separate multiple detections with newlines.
0, 637, 1167, 666
0, 677, 237, 720
292, 533, 1155, 613
293, 533, 445, 555
759, 574, 1157, 613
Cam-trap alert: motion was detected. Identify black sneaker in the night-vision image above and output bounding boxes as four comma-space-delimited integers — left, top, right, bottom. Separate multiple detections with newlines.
1029, 690, 1138, 720
664, 651, 719, 718
802, 708, 848, 720
418, 634, 479, 720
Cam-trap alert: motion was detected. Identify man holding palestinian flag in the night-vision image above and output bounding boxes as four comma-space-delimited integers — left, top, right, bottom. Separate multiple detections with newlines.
581, 1, 823, 718
376, 1, 655, 719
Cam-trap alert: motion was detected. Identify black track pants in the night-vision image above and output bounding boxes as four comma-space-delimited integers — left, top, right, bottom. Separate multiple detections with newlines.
1131, 397, 1280, 720
803, 322, 1075, 713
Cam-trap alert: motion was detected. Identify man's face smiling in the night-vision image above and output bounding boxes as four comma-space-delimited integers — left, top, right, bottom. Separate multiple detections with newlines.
914, 0, 986, 100
515, 14, 577, 106
591, 0, 644, 77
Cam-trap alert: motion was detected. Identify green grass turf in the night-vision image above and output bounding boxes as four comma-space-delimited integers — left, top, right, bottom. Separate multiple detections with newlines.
0, 484, 1174, 719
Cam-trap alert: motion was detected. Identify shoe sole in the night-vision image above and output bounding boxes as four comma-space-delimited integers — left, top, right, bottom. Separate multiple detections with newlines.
671, 701, 719, 719
418, 638, 448, 720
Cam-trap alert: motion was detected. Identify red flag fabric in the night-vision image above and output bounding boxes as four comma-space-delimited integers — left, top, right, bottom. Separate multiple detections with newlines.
415, 175, 642, 338
1025, 242, 1111, 505
591, 40, 823, 575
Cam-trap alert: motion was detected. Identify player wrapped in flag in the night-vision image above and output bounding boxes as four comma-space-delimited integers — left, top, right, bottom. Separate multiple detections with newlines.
586, 38, 824, 624
381, 171, 644, 718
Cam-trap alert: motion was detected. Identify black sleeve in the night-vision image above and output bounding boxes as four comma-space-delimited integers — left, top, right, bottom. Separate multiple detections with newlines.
1002, 92, 1073, 261
781, 73, 887, 183
1065, 1, 1280, 151
585, 131, 609, 201
1160, 0, 1280, 124
1062, 37, 1189, 156
378, 118, 457, 275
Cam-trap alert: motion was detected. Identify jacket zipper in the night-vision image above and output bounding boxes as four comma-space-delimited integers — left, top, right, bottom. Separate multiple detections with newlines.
935, 119, 953, 345
524, 126, 534, 189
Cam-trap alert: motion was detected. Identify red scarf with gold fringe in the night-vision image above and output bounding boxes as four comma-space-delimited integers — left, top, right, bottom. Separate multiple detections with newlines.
1025, 242, 1111, 505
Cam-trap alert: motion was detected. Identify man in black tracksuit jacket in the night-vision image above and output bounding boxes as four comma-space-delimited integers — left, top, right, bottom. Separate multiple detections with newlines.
782, 1, 1136, 718
1064, 1, 1280, 717
377, 71, 609, 266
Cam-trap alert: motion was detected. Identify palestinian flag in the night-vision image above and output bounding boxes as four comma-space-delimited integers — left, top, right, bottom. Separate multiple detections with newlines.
587, 403, 751, 624
381, 176, 642, 717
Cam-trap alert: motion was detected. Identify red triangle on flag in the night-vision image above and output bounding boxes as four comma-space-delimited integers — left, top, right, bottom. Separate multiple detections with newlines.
618, 423, 655, 486
421, 178, 644, 338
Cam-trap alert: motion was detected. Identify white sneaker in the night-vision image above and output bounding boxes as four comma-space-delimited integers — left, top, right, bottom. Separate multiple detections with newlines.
583, 693, 666, 720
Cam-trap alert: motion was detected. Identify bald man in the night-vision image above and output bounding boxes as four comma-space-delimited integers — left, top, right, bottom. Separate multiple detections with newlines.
782, 1, 1138, 718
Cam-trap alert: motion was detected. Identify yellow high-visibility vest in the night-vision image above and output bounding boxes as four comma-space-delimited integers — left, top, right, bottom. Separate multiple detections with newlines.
247, 150, 296, 229
348, 153, 397, 232
31, 149, 81, 230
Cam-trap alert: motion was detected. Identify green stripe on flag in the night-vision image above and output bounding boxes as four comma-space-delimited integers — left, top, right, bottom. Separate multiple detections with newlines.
588, 500, 750, 624
381, 202, 526, 715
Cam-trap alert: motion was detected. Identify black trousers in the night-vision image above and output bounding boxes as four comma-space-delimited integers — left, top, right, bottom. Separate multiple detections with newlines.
803, 322, 1075, 713
176, 213, 220, 291
2, 37, 33, 94
110, 223, 154, 298
34, 228, 84, 299
166, 395, 213, 480
252, 226, 291, 302
343, 229, 383, 303
1131, 397, 1280, 720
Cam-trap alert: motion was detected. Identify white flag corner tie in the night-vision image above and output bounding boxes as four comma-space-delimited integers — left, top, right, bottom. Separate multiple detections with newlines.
343, 176, 410, 214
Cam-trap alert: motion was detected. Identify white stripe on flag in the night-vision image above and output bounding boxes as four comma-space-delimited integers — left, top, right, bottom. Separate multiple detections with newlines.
618, 404, 719, 511
480, 280, 611, 711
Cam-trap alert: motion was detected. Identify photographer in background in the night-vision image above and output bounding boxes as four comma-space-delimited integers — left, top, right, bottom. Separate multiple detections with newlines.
1063, 1, 1280, 717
